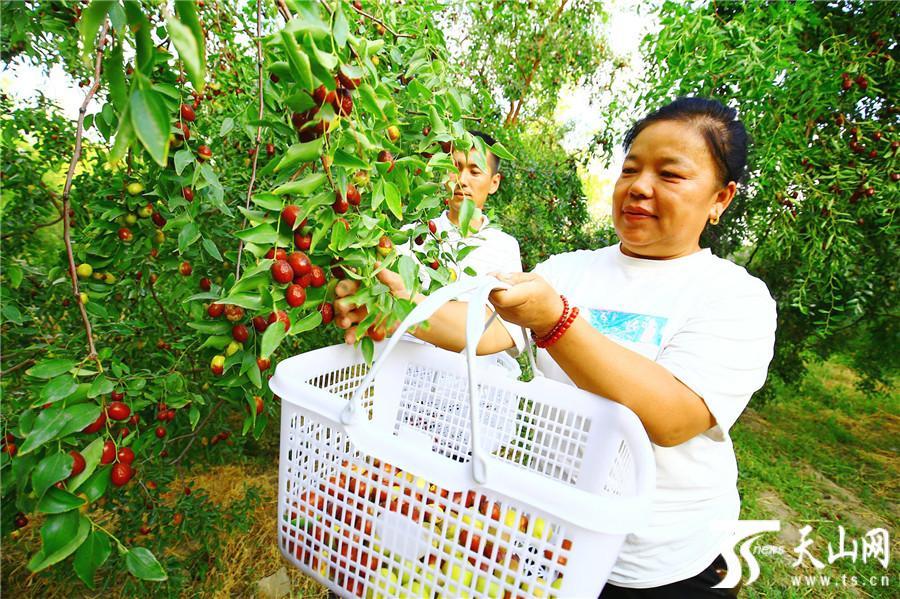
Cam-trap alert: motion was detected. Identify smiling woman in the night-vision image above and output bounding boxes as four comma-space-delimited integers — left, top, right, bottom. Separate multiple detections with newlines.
335, 97, 777, 596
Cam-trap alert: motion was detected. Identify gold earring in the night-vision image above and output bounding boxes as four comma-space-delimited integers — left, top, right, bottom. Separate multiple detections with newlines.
709, 212, 720, 225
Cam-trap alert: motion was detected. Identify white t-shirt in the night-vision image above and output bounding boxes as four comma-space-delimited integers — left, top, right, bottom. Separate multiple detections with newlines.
532, 244, 776, 588
400, 211, 526, 370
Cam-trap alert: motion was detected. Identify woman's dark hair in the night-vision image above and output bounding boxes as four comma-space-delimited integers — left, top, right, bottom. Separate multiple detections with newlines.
623, 97, 749, 185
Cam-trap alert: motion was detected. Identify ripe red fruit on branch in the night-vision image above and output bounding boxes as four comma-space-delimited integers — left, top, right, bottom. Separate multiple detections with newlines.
265, 247, 288, 261
199, 277, 212, 291
111, 462, 133, 487
268, 310, 291, 332
377, 235, 393, 257
345, 184, 361, 206
180, 103, 196, 122
282, 205, 301, 229
841, 78, 853, 91
179, 262, 192, 276
428, 220, 437, 234
107, 401, 131, 421
182, 187, 194, 202
333, 193, 350, 214
232, 324, 250, 343
210, 354, 225, 376
319, 302, 334, 325
367, 325, 386, 342
287, 252, 312, 276
257, 357, 271, 372
271, 260, 294, 284
224, 305, 245, 322
101, 440, 116, 464
338, 70, 361, 90
294, 232, 312, 251
855, 75, 868, 89
309, 265, 326, 287
430, 260, 440, 270
208, 302, 225, 318
333, 88, 353, 116
69, 451, 86, 477
111, 390, 125, 402
176, 122, 191, 141
197, 145, 213, 162
117, 446, 135, 464
155, 426, 166, 439
254, 396, 264, 415
117, 227, 133, 242
377, 150, 395, 172
286, 284, 307, 307
152, 212, 167, 227
82, 411, 107, 434
266, 143, 276, 157
252, 315, 269, 333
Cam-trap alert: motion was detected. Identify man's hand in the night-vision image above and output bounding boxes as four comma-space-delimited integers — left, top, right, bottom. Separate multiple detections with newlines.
489, 272, 565, 337
333, 264, 409, 344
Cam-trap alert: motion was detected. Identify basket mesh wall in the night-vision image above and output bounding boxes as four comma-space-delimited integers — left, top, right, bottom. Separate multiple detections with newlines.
280, 408, 579, 598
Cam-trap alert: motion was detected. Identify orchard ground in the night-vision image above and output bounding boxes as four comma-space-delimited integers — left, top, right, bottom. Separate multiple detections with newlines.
2, 358, 895, 598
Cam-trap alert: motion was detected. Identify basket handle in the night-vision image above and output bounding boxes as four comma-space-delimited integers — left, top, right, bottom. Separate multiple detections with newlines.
341, 277, 539, 481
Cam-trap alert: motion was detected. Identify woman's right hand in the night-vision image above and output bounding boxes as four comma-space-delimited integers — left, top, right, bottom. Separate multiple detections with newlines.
333, 264, 409, 344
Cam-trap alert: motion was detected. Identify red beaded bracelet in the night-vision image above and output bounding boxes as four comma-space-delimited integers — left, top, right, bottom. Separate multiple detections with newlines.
532, 296, 577, 348
532, 296, 569, 343
536, 307, 579, 349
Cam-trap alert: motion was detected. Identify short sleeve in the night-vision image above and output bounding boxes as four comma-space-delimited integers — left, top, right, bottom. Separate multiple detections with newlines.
655, 278, 776, 441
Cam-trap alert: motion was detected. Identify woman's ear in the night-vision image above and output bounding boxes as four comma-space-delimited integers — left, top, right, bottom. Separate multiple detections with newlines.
710, 181, 737, 220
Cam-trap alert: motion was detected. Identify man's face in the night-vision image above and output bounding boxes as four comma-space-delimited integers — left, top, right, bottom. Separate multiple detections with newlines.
447, 148, 501, 213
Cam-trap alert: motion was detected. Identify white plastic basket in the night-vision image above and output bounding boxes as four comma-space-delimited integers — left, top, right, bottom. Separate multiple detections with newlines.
271, 276, 655, 598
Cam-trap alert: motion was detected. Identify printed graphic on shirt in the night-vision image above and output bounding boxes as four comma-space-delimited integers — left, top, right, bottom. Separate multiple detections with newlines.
585, 308, 668, 359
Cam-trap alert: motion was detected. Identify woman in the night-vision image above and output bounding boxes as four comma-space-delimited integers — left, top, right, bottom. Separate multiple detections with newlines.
334, 97, 776, 596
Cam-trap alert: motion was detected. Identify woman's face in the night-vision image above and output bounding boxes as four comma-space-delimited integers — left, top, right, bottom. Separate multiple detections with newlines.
612, 120, 736, 259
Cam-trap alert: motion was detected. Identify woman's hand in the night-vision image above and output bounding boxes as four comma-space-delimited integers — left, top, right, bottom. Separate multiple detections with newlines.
489, 272, 566, 337
333, 264, 409, 344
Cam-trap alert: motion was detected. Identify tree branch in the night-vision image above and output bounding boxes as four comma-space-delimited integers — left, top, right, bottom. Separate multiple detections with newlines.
62, 20, 110, 366
236, 0, 265, 281
1, 358, 36, 377
148, 279, 176, 336
349, 4, 416, 39
169, 399, 225, 464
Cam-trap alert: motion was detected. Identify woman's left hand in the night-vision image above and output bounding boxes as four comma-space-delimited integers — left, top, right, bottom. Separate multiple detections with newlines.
488, 272, 566, 337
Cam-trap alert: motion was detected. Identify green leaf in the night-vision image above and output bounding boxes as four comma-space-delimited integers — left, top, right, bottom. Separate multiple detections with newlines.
28, 511, 87, 572
32, 452, 74, 501
166, 13, 205, 93
17, 408, 69, 456
56, 404, 104, 440
189, 404, 200, 430
29, 515, 91, 572
235, 223, 278, 245
202, 237, 223, 261
79, 0, 113, 64
357, 83, 386, 120
69, 437, 104, 491
123, 1, 153, 73
333, 8, 350, 48
274, 137, 325, 173
280, 30, 313, 91
125, 547, 167, 581
459, 198, 475, 237
272, 173, 327, 196
187, 321, 232, 334
178, 222, 201, 253
27, 359, 76, 380
384, 181, 402, 220
130, 89, 170, 167
361, 336, 375, 366
219, 117, 234, 137
251, 192, 284, 211
488, 141, 516, 161
261, 320, 287, 358
105, 41, 127, 112
222, 293, 264, 311
74, 530, 112, 589
39, 375, 79, 405
289, 311, 322, 335
108, 105, 135, 166
174, 149, 193, 175
333, 149, 368, 170
87, 376, 115, 399
79, 467, 110, 502
173, 0, 206, 91
37, 487, 86, 514
398, 255, 418, 292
